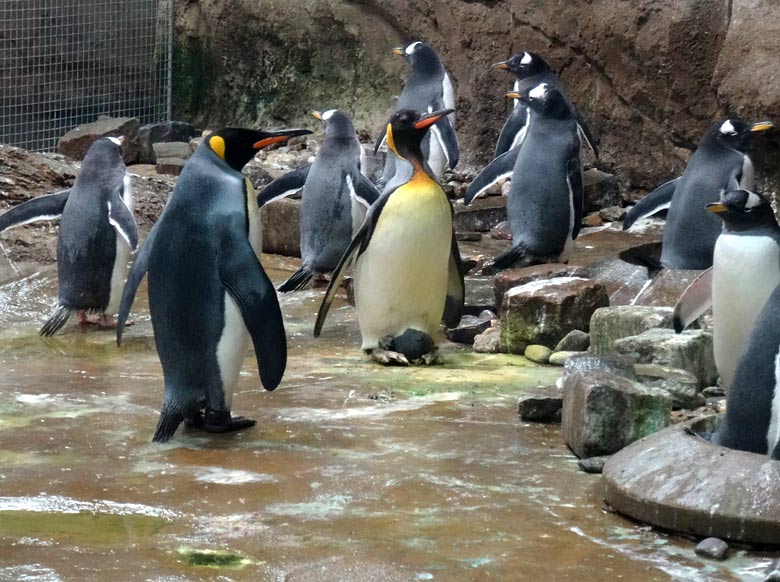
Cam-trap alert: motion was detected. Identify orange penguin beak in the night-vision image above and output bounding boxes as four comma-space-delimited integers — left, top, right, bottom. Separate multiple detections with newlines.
414, 109, 455, 130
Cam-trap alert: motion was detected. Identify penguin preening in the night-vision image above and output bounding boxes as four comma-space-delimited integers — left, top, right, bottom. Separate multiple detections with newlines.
674, 188, 780, 392
466, 83, 583, 270
257, 109, 380, 292
316, 108, 465, 365
0, 137, 137, 335
117, 126, 311, 442
374, 42, 458, 188
623, 119, 774, 270
492, 51, 598, 160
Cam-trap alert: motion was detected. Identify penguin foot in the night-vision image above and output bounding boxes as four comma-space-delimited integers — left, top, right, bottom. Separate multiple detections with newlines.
203, 409, 257, 434
77, 310, 102, 326
419, 350, 442, 366
370, 348, 410, 366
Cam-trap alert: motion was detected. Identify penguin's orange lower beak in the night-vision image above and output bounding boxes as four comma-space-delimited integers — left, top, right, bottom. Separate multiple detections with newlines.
253, 136, 289, 150
706, 202, 728, 214
750, 121, 774, 133
414, 109, 455, 130
392, 47, 405, 56
492, 61, 510, 70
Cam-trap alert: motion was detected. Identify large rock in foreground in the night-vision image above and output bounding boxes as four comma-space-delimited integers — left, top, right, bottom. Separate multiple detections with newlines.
58, 117, 140, 164
500, 277, 608, 353
493, 263, 584, 311
261, 197, 301, 257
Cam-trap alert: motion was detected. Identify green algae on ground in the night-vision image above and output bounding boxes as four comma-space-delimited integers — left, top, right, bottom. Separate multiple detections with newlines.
177, 547, 256, 569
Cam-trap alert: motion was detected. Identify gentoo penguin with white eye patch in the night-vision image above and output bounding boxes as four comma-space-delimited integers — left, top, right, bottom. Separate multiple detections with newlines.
674, 189, 780, 392
465, 83, 583, 270
257, 109, 380, 292
491, 51, 598, 160
316, 108, 465, 366
0, 136, 137, 335
623, 119, 774, 270
116, 126, 311, 442
374, 41, 458, 189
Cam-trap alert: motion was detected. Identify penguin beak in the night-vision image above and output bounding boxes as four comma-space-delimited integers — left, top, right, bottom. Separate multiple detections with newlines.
706, 202, 728, 214
392, 47, 405, 56
750, 121, 774, 133
312, 111, 323, 121
505, 91, 522, 100
492, 61, 510, 70
414, 109, 454, 130
252, 129, 312, 150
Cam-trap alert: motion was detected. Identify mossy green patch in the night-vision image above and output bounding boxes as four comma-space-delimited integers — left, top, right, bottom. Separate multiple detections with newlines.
177, 547, 255, 569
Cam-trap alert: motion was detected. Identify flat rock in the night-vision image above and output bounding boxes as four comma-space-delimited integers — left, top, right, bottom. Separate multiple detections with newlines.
562, 369, 672, 458
500, 277, 609, 353
524, 344, 552, 364
453, 197, 506, 233
464, 276, 496, 316
633, 269, 707, 308
517, 385, 562, 423
494, 263, 585, 312
152, 141, 192, 161
694, 537, 729, 561
261, 197, 301, 257
635, 364, 704, 410
155, 157, 187, 176
554, 330, 590, 352
58, 116, 140, 164
444, 315, 490, 344
590, 305, 673, 355
472, 327, 500, 353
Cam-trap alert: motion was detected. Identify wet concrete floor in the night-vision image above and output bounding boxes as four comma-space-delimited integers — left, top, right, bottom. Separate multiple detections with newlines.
0, 226, 777, 581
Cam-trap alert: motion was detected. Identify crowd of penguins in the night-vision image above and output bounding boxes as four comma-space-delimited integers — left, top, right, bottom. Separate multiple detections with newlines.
1, 40, 779, 455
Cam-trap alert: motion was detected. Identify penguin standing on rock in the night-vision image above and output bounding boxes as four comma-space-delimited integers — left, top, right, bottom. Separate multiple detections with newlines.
117, 127, 311, 442
623, 119, 774, 270
374, 42, 458, 188
316, 109, 464, 365
465, 83, 583, 270
0, 137, 137, 335
257, 109, 380, 292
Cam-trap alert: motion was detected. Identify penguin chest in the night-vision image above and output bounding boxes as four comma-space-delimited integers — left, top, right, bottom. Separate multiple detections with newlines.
713, 233, 780, 389
354, 180, 452, 348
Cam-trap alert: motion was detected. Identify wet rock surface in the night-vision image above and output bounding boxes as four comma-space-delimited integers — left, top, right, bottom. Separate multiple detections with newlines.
493, 264, 585, 311
590, 306, 674, 356
695, 538, 730, 561
577, 456, 609, 474
444, 315, 490, 345
554, 330, 591, 353
634, 364, 704, 410
517, 385, 562, 423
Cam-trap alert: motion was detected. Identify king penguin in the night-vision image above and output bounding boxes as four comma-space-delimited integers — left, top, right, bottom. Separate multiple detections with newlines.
315, 109, 465, 365
465, 83, 583, 270
0, 136, 137, 335
116, 126, 311, 442
492, 51, 598, 160
374, 42, 458, 188
257, 109, 380, 292
674, 188, 780, 392
623, 119, 774, 270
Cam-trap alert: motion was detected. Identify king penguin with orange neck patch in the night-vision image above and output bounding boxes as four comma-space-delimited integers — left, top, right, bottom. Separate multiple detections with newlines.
116, 127, 310, 442
314, 109, 465, 365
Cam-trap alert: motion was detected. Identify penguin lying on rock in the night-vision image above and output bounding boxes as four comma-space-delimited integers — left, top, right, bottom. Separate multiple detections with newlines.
257, 109, 380, 292
0, 137, 137, 335
117, 127, 311, 442
623, 119, 774, 270
315, 109, 464, 365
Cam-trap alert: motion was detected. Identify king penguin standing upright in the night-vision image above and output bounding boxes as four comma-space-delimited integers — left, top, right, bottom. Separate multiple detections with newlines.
117, 127, 311, 442
374, 42, 458, 188
316, 109, 464, 365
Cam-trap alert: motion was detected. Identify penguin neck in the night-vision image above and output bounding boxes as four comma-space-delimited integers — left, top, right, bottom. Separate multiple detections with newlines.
396, 145, 429, 180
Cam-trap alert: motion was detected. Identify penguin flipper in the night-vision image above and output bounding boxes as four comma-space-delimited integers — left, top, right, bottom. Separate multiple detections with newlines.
108, 188, 139, 250
351, 171, 381, 208
256, 165, 311, 207
219, 225, 287, 391
373, 129, 387, 155
567, 156, 584, 240
116, 221, 161, 345
495, 104, 528, 158
443, 230, 465, 328
673, 267, 713, 333
465, 147, 520, 205
277, 266, 313, 293
622, 177, 681, 230
0, 189, 70, 232
573, 108, 600, 158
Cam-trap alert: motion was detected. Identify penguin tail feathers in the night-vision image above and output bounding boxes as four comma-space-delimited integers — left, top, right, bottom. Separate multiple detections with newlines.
39, 305, 73, 337
490, 245, 531, 272
277, 266, 313, 293
152, 409, 184, 443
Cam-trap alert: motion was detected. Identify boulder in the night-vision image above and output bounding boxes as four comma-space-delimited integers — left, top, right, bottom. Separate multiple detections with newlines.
517, 385, 562, 423
463, 276, 496, 316
138, 121, 198, 163
554, 330, 591, 353
694, 538, 729, 561
548, 350, 587, 366
261, 197, 301, 257
57, 116, 140, 164
494, 263, 585, 310
152, 141, 192, 161
500, 277, 609, 353
589, 306, 673, 355
613, 328, 717, 388
577, 456, 609, 474
453, 197, 506, 233
444, 315, 490, 345
562, 370, 672, 458
635, 364, 704, 410
473, 327, 500, 353
524, 344, 552, 364
583, 168, 621, 213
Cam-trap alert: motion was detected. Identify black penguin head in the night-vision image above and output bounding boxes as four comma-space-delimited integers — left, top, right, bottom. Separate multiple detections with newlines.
707, 189, 778, 232
392, 41, 443, 75
493, 51, 551, 79
507, 83, 570, 118
312, 109, 356, 140
205, 127, 312, 171
709, 119, 774, 151
385, 108, 454, 163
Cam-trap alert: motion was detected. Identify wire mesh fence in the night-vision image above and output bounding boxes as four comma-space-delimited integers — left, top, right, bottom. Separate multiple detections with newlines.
0, 0, 172, 152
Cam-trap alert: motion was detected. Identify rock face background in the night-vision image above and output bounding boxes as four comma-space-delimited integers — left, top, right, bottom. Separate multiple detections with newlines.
174, 0, 780, 200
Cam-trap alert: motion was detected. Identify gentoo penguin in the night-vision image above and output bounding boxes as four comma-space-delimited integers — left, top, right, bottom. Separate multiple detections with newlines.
116, 127, 311, 442
466, 83, 583, 270
623, 119, 774, 269
257, 109, 380, 292
374, 42, 458, 188
0, 137, 137, 335
711, 284, 780, 459
673, 189, 780, 391
492, 51, 598, 159
316, 109, 465, 365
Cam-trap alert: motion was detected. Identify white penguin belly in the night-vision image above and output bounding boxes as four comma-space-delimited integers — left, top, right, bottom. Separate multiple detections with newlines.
426, 130, 448, 180
216, 292, 251, 408
353, 184, 452, 350
245, 178, 263, 259
712, 233, 780, 390
105, 234, 131, 315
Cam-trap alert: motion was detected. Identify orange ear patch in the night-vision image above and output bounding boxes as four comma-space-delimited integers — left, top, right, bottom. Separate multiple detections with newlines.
209, 135, 226, 160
